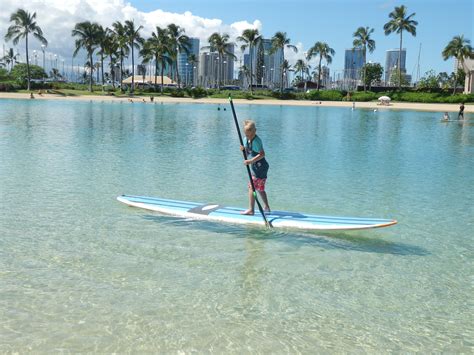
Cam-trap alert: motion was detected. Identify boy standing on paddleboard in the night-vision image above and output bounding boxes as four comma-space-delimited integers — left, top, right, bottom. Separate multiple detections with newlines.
240, 120, 271, 215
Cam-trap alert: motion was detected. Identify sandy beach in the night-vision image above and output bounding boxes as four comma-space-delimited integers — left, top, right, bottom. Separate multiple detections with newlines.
0, 92, 472, 113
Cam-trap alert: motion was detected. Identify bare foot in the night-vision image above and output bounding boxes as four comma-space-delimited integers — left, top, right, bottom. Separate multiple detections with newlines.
240, 209, 254, 215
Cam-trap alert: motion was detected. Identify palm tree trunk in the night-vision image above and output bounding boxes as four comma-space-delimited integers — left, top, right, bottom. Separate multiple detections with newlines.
363, 47, 367, 92
120, 54, 124, 91
398, 31, 403, 90
452, 72, 457, 95
160, 61, 164, 94
89, 52, 93, 92
317, 56, 322, 91
217, 54, 222, 90
249, 44, 253, 94
131, 44, 135, 94
101, 54, 105, 85
26, 34, 31, 91
154, 56, 158, 89
110, 55, 115, 89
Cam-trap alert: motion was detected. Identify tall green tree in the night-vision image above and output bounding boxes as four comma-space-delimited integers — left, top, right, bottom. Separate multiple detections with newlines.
103, 28, 119, 89
112, 21, 129, 90
307, 41, 335, 91
270, 32, 298, 93
383, 5, 418, 89
1, 48, 20, 72
72, 21, 100, 92
237, 29, 261, 93
353, 26, 376, 91
141, 26, 173, 93
187, 53, 198, 86
203, 32, 236, 90
280, 59, 292, 89
293, 59, 309, 84
256, 40, 265, 86
167, 24, 190, 87
124, 20, 144, 93
95, 25, 108, 86
4, 9, 47, 90
360, 62, 383, 90
442, 35, 473, 94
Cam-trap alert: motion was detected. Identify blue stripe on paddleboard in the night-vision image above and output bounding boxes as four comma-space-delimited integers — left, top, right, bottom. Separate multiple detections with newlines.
210, 207, 393, 225
219, 205, 392, 223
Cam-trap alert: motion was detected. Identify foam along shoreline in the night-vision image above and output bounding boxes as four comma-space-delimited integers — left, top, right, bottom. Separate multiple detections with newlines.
0, 92, 472, 113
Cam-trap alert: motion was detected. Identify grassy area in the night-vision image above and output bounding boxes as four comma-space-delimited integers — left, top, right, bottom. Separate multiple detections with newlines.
5, 82, 474, 103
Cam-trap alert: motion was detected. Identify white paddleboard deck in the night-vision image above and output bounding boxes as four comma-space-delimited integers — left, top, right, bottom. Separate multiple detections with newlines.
118, 195, 397, 231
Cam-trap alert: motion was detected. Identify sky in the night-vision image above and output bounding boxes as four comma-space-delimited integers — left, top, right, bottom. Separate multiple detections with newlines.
1, 0, 472, 77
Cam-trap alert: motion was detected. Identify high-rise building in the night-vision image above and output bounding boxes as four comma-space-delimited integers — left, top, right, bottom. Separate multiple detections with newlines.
344, 48, 364, 80
385, 49, 406, 83
198, 44, 235, 87
248, 39, 283, 88
321, 65, 331, 88
178, 37, 199, 86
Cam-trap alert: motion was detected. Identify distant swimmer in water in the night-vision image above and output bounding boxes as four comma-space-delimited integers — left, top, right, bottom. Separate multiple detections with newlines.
458, 103, 464, 120
442, 112, 450, 121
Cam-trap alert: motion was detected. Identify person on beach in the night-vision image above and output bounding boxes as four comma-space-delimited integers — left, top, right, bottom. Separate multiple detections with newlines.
29, 92, 34, 99
458, 103, 464, 120
240, 119, 270, 215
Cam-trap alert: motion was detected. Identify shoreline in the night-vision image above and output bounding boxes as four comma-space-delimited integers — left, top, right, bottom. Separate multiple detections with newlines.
0, 92, 472, 113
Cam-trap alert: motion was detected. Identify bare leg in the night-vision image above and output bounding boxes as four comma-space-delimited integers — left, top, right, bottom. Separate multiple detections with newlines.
241, 187, 255, 215
258, 191, 270, 211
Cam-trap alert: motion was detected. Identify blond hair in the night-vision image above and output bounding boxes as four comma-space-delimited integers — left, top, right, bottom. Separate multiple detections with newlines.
243, 119, 256, 132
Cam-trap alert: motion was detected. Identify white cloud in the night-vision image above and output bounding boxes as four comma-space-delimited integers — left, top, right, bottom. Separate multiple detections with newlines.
0, 0, 260, 65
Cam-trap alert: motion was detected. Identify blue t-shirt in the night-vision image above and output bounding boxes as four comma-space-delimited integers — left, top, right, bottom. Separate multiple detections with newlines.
245, 135, 264, 158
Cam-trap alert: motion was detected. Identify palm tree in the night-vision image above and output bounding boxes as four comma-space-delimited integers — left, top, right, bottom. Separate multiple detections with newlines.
239, 64, 253, 88
293, 59, 308, 84
4, 9, 47, 90
72, 21, 100, 92
141, 26, 172, 93
167, 24, 190, 88
280, 59, 292, 89
202, 32, 236, 90
384, 5, 418, 89
442, 35, 474, 94
270, 32, 298, 93
1, 48, 20, 72
103, 28, 119, 89
353, 26, 376, 91
307, 42, 335, 91
124, 20, 144, 93
50, 68, 62, 81
112, 21, 129, 90
187, 53, 198, 86
237, 29, 261, 93
95, 25, 108, 86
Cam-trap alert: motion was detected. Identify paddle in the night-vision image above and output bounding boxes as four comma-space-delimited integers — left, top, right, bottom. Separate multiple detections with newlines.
228, 96, 272, 228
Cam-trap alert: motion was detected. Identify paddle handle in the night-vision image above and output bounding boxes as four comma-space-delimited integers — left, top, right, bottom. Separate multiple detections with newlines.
229, 96, 272, 228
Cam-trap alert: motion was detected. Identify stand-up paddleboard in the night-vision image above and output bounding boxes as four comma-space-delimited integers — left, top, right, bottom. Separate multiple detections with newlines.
117, 195, 397, 231
440, 119, 465, 122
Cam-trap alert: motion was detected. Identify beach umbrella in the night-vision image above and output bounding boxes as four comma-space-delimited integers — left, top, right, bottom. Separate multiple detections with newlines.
378, 96, 391, 101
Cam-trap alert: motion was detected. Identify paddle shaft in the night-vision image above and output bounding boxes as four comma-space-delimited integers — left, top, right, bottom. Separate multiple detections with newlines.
229, 97, 272, 228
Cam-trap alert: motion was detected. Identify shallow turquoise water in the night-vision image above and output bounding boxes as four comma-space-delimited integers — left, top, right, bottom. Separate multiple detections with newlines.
0, 98, 472, 352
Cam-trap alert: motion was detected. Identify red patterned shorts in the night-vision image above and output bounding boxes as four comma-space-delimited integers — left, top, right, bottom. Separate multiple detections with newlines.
248, 176, 267, 192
